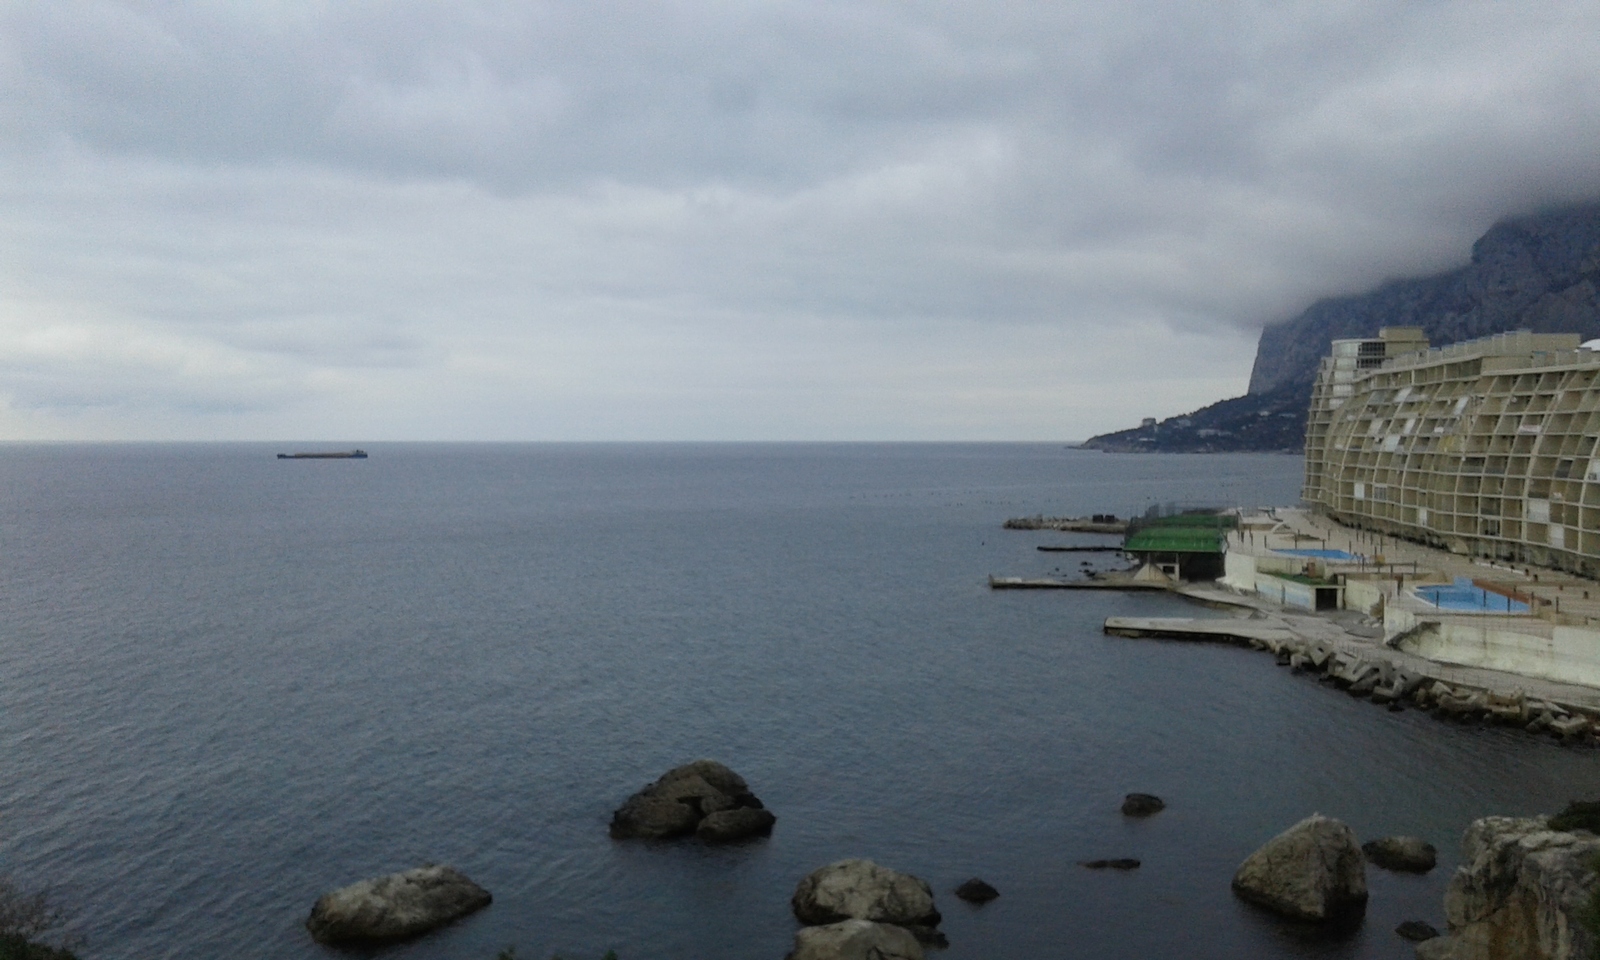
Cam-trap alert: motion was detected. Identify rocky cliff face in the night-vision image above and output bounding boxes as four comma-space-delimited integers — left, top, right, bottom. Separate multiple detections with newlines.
1083, 203, 1600, 453
1250, 205, 1600, 397
1419, 816, 1600, 960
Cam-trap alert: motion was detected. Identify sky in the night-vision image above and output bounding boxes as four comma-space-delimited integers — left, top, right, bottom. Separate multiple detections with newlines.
4, 1, 1600, 442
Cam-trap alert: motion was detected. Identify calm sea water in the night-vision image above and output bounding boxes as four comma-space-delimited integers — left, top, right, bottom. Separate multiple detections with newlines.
2, 443, 1597, 960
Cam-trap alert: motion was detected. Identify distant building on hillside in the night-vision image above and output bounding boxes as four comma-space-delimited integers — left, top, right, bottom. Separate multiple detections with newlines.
1303, 327, 1600, 575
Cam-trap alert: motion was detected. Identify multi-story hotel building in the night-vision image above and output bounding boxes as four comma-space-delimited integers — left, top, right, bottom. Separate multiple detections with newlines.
1302, 328, 1600, 576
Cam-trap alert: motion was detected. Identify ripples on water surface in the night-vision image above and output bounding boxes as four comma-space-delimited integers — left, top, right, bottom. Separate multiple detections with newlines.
2, 443, 1597, 960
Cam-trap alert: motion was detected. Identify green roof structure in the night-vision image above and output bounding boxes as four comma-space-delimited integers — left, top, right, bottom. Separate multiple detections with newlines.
1123, 527, 1227, 554
1123, 512, 1236, 554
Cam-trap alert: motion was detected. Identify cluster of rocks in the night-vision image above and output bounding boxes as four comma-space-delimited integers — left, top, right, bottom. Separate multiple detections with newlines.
608, 759, 776, 842
313, 769, 1600, 960
304, 759, 775, 947
1230, 813, 1449, 948
1414, 683, 1596, 739
788, 859, 945, 960
1251, 636, 1600, 740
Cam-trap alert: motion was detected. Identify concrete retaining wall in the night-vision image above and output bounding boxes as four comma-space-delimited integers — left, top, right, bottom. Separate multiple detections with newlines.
1254, 574, 1318, 611
1343, 579, 1386, 617
1396, 621, 1600, 689
1220, 551, 1257, 593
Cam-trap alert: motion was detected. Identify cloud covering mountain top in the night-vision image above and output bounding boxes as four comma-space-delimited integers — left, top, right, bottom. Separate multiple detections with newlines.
4, 1, 1600, 439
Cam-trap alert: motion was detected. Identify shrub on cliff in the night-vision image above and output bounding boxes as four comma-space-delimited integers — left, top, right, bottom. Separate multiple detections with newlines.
0, 877, 78, 960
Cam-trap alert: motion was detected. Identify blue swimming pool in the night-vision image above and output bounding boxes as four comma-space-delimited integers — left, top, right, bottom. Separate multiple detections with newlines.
1273, 548, 1356, 560
1414, 577, 1530, 613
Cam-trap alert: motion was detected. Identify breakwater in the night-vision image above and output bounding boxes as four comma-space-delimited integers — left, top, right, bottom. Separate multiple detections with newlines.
1105, 612, 1600, 742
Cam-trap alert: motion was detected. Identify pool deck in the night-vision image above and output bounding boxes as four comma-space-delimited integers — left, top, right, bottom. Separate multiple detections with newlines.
1250, 508, 1600, 625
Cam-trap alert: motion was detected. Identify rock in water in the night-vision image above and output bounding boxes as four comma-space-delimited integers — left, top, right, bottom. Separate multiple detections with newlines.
1231, 814, 1368, 922
1422, 815, 1600, 960
1122, 793, 1166, 817
953, 878, 999, 904
787, 919, 924, 960
305, 865, 492, 945
791, 859, 942, 930
1396, 919, 1440, 941
609, 760, 771, 840
1363, 836, 1438, 873
696, 807, 776, 842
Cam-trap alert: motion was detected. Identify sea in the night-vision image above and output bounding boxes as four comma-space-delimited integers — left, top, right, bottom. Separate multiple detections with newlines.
2, 443, 1597, 960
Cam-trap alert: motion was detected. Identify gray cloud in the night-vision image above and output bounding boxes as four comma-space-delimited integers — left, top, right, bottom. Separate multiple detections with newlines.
2, 0, 1599, 439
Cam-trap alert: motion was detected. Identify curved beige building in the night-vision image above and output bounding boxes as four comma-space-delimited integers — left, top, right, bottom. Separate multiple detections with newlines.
1304, 328, 1600, 576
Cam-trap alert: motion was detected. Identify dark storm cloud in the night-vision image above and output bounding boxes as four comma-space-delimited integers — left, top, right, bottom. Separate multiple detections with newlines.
2, 0, 1599, 438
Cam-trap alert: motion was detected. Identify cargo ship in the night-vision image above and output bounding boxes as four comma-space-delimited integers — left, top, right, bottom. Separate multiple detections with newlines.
276, 449, 368, 459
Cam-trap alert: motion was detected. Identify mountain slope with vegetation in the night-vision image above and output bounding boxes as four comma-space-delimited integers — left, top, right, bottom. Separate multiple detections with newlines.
1083, 202, 1600, 453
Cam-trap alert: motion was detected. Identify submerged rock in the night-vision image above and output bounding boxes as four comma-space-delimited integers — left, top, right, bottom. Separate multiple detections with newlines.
1080, 858, 1141, 870
1363, 836, 1437, 873
1396, 919, 1440, 941
1421, 815, 1600, 960
791, 859, 942, 931
609, 760, 771, 841
305, 865, 492, 945
786, 919, 924, 960
953, 878, 999, 904
1122, 793, 1166, 817
1231, 814, 1367, 922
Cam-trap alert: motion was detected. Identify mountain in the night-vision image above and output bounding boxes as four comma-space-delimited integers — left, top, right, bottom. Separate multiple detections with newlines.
1082, 202, 1600, 453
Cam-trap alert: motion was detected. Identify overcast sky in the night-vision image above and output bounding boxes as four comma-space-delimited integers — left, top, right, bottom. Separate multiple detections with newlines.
3, 1, 1600, 441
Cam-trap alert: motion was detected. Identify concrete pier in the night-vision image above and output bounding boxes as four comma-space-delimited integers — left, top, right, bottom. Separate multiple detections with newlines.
1103, 617, 1295, 645
988, 576, 1167, 591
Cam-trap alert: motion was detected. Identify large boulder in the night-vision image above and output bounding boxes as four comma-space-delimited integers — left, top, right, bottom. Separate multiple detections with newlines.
305, 865, 492, 945
1418, 816, 1600, 960
1364, 836, 1438, 873
1232, 814, 1368, 922
792, 859, 942, 930
786, 919, 924, 960
609, 760, 771, 840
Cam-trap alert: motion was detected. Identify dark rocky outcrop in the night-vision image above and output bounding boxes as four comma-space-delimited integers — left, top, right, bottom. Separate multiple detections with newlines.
609, 760, 771, 841
304, 865, 492, 945
786, 919, 924, 960
1083, 203, 1600, 452
1416, 816, 1600, 960
791, 859, 942, 938
1364, 836, 1438, 873
1122, 793, 1165, 817
953, 878, 999, 904
1231, 814, 1368, 922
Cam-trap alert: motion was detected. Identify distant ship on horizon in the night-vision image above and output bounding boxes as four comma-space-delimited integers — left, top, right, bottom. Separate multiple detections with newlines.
276, 449, 368, 459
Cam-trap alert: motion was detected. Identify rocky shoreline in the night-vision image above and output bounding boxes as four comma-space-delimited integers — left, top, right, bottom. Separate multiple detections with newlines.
1241, 630, 1600, 743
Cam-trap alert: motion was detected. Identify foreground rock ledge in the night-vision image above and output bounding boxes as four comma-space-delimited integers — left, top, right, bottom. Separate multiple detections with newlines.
1232, 814, 1368, 922
786, 919, 924, 960
305, 865, 492, 945
1417, 816, 1600, 960
609, 759, 773, 842
792, 859, 942, 933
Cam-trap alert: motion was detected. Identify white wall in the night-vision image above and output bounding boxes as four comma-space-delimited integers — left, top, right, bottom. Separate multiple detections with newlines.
1396, 621, 1600, 688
